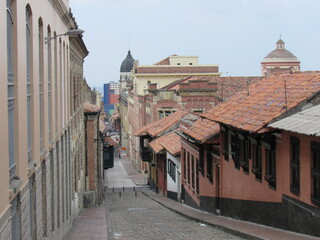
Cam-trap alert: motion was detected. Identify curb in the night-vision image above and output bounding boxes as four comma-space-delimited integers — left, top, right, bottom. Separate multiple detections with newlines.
141, 190, 265, 240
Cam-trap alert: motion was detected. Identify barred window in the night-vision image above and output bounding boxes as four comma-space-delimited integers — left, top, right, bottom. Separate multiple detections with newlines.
47, 26, 52, 143
183, 149, 186, 180
168, 159, 176, 182
251, 138, 262, 181
26, 6, 32, 162
7, 0, 15, 180
290, 136, 300, 194
191, 156, 195, 189
187, 152, 190, 184
196, 159, 199, 194
311, 142, 320, 207
221, 127, 229, 160
206, 151, 213, 182
39, 18, 44, 153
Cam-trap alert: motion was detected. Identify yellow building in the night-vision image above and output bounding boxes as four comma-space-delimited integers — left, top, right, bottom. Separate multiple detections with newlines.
126, 55, 221, 172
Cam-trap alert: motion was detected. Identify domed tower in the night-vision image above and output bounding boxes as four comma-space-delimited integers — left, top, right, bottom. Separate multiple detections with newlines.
120, 50, 135, 91
261, 39, 300, 76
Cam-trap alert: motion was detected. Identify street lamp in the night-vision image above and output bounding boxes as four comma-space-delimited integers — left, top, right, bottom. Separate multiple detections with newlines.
45, 28, 84, 44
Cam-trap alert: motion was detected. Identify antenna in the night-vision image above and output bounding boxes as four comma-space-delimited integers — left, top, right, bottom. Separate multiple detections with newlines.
128, 34, 131, 50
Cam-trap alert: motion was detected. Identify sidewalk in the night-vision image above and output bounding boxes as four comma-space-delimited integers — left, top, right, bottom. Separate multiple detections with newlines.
120, 153, 148, 186
141, 190, 319, 240
63, 206, 108, 240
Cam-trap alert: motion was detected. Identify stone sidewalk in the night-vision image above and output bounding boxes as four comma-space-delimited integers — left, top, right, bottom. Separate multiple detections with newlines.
63, 206, 108, 240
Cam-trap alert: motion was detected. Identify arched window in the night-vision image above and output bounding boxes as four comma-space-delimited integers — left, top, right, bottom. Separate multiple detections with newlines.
39, 18, 44, 153
47, 26, 52, 143
7, 0, 15, 180
26, 5, 33, 162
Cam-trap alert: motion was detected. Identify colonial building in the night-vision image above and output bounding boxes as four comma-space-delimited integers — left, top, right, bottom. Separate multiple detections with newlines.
261, 39, 300, 76
0, 0, 88, 239
128, 55, 221, 172
201, 71, 320, 237
149, 131, 182, 201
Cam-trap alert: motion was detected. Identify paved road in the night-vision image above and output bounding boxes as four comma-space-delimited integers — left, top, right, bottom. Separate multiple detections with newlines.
105, 189, 243, 240
105, 158, 243, 240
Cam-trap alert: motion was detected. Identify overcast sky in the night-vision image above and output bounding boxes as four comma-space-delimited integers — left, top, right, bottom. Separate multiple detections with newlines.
69, 0, 320, 89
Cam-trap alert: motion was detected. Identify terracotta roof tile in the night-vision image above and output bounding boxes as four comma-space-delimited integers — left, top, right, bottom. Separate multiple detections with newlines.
202, 72, 320, 132
182, 118, 220, 143
134, 110, 190, 137
84, 102, 101, 113
149, 132, 181, 156
154, 54, 178, 65
105, 137, 117, 146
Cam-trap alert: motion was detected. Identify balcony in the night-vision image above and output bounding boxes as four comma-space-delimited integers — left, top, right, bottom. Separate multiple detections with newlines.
140, 148, 152, 162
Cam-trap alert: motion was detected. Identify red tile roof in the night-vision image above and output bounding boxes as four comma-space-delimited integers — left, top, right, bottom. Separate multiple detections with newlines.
135, 66, 219, 74
84, 102, 101, 113
149, 132, 181, 156
182, 118, 220, 143
134, 110, 190, 137
202, 72, 320, 132
105, 137, 118, 146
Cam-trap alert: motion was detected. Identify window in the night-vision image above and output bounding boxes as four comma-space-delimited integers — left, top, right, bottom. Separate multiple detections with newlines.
251, 138, 262, 180
230, 132, 240, 169
26, 6, 33, 162
187, 152, 190, 184
262, 134, 276, 188
196, 159, 199, 194
47, 26, 52, 143
311, 142, 320, 207
168, 159, 176, 182
191, 156, 195, 189
238, 134, 249, 173
221, 127, 229, 160
38, 18, 44, 153
265, 146, 276, 189
7, 0, 16, 180
54, 32, 58, 134
290, 137, 300, 194
199, 148, 204, 175
207, 151, 213, 182
183, 149, 186, 180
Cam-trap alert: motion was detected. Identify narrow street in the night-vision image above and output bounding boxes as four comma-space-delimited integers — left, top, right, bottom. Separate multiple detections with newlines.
104, 156, 243, 240
64, 155, 320, 240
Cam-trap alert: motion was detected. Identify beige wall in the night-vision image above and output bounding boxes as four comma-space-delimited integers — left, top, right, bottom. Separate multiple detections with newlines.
0, 0, 9, 212
169, 56, 198, 65
1, 0, 87, 239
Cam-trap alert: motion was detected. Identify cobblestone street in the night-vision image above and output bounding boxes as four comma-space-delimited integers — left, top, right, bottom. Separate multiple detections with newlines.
105, 188, 243, 240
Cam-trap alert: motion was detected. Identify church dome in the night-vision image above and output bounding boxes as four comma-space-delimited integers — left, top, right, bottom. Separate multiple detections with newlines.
263, 39, 298, 61
120, 50, 135, 72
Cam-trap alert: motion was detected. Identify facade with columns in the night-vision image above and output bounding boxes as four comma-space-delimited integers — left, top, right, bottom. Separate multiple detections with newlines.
0, 0, 88, 239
